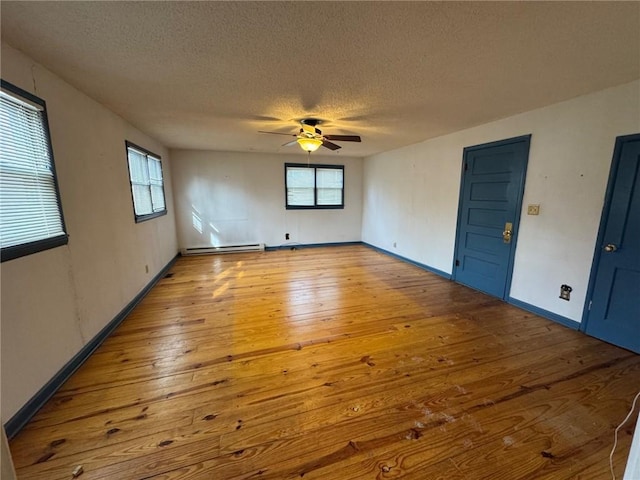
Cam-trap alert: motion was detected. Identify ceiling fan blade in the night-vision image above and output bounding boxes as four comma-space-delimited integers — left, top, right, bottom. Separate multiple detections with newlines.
282, 140, 298, 147
322, 140, 341, 151
323, 135, 361, 142
258, 130, 297, 137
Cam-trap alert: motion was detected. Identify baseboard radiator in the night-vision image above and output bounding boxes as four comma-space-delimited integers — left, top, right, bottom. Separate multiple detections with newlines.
181, 243, 265, 256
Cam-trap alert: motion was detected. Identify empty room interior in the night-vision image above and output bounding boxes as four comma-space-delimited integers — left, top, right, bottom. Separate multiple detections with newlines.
1, 2, 640, 479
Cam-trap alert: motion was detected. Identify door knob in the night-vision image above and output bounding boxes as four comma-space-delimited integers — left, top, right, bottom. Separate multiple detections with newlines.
604, 244, 618, 252
503, 222, 513, 244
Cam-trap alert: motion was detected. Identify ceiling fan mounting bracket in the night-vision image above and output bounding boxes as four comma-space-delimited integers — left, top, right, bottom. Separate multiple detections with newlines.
300, 118, 321, 127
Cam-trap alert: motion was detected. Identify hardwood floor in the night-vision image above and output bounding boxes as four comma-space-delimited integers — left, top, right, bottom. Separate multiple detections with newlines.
9, 245, 640, 479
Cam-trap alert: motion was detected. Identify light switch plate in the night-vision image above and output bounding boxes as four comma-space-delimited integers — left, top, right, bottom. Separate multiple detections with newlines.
527, 204, 540, 215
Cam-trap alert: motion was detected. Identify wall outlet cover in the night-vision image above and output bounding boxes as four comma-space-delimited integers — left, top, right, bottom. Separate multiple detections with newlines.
559, 284, 572, 301
527, 204, 540, 215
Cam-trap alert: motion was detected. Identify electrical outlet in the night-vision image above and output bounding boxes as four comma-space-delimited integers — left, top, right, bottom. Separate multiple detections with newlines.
527, 204, 540, 215
285, 233, 290, 240
559, 284, 572, 301
393, 242, 397, 248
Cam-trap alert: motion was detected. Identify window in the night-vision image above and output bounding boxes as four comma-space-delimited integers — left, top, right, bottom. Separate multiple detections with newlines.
0, 80, 68, 262
125, 141, 167, 222
285, 163, 344, 209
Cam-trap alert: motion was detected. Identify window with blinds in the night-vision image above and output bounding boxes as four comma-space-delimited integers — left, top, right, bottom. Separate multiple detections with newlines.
125, 141, 167, 222
0, 80, 68, 262
285, 163, 344, 209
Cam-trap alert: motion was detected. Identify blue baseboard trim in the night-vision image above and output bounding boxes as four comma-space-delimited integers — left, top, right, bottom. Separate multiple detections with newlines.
4, 253, 179, 439
265, 241, 363, 251
363, 242, 452, 280
507, 297, 581, 330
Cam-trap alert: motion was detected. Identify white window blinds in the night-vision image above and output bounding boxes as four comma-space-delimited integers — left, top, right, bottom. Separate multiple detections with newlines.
126, 142, 166, 221
316, 168, 343, 206
286, 166, 315, 206
285, 163, 344, 209
0, 84, 67, 260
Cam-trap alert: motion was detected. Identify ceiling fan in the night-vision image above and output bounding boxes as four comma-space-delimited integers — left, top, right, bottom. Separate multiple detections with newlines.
259, 118, 361, 153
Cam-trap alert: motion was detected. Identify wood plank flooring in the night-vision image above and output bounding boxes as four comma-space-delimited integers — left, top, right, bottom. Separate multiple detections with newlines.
9, 245, 640, 479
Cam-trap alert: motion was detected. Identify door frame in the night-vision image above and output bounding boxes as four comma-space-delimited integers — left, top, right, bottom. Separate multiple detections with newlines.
581, 132, 640, 332
452, 134, 531, 300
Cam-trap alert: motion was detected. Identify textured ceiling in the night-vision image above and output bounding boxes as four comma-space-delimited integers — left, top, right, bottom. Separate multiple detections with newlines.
1, 1, 639, 157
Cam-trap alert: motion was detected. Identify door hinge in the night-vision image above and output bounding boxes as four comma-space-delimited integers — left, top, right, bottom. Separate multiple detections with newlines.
588, 300, 592, 311
464, 163, 468, 171
455, 259, 460, 267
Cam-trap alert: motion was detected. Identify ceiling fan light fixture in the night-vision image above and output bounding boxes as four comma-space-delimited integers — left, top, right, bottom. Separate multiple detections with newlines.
297, 137, 322, 152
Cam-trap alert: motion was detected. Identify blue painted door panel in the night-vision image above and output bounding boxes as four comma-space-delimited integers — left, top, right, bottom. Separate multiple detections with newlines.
586, 135, 640, 353
454, 137, 530, 299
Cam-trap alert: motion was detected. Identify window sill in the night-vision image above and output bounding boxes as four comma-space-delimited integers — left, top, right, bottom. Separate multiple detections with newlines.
1, 234, 69, 262
134, 210, 167, 223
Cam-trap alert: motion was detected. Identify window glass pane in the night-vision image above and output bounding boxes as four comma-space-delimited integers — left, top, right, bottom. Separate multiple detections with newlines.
127, 149, 148, 184
317, 188, 342, 205
287, 167, 314, 188
0, 84, 67, 258
316, 168, 343, 189
132, 184, 152, 215
287, 187, 315, 206
148, 157, 163, 182
151, 185, 165, 211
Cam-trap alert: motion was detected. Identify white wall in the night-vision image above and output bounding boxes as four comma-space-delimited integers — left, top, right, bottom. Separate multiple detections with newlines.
0, 43, 178, 420
170, 150, 363, 249
363, 80, 640, 322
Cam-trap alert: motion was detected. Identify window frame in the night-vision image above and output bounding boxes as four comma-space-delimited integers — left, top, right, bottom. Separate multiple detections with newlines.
284, 163, 345, 210
0, 79, 68, 263
125, 140, 167, 223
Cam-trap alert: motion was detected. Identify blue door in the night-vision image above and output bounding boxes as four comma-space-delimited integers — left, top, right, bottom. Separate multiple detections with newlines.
584, 134, 640, 353
453, 136, 531, 299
